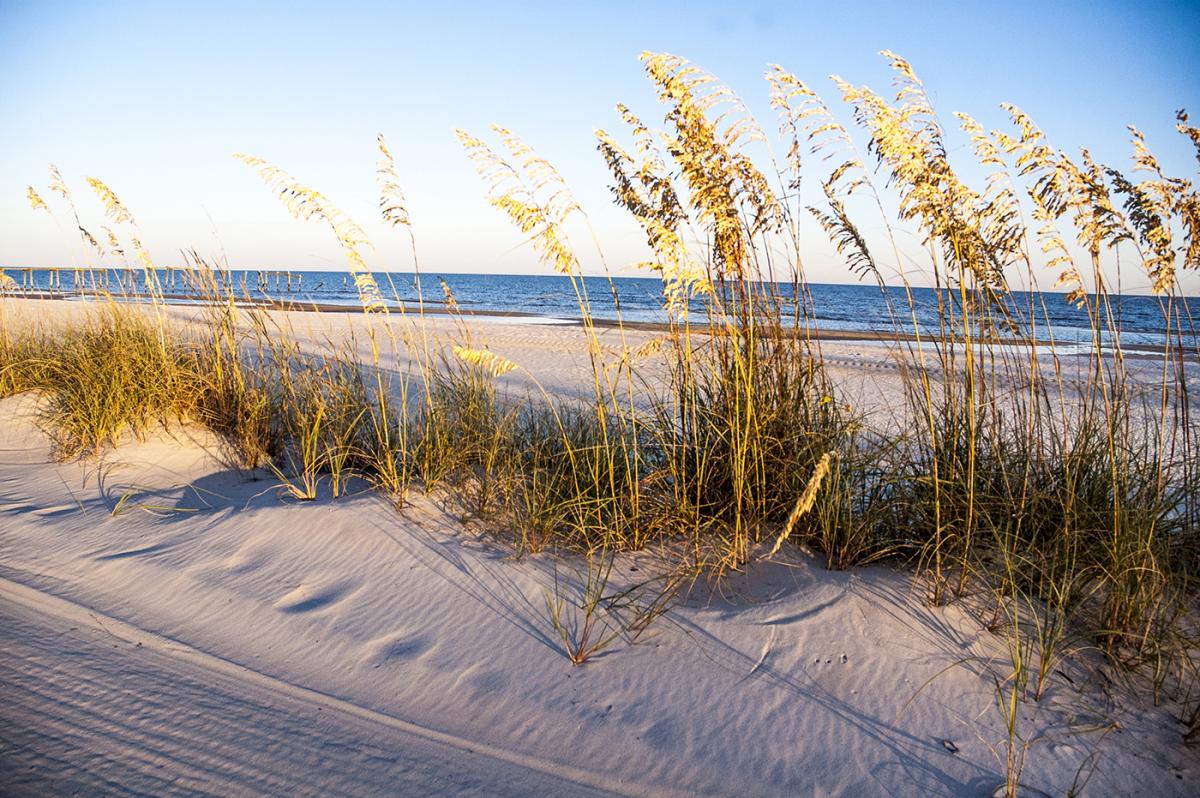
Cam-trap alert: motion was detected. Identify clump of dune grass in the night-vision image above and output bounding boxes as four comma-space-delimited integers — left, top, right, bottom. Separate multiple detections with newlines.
0, 314, 47, 398
447, 51, 1200, 776
24, 305, 200, 456
192, 309, 279, 470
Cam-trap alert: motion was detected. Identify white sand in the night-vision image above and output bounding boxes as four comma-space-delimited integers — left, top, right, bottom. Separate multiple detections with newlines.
1, 299, 1197, 796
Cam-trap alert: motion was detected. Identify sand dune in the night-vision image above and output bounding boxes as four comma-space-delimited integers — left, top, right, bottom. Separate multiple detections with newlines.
0, 345, 1195, 796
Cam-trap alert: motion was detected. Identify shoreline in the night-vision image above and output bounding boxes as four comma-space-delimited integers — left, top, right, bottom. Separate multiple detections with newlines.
0, 288, 1182, 356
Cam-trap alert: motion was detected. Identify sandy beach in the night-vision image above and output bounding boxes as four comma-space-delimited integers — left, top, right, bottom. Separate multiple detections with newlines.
1, 298, 1196, 797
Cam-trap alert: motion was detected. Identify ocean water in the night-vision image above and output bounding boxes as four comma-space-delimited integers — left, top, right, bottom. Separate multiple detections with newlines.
5, 267, 1198, 349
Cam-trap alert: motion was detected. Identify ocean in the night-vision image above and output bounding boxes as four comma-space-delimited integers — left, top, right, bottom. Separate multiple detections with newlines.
4, 268, 1197, 350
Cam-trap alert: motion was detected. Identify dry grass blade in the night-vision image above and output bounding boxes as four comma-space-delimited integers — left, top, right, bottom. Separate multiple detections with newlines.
376, 133, 412, 230
768, 453, 833, 557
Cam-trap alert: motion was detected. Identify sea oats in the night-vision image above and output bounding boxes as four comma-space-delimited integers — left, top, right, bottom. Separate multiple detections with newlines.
492, 124, 581, 221
768, 453, 833, 557
767, 65, 864, 194
1178, 110, 1200, 166
452, 345, 518, 377
992, 105, 1156, 298
455, 129, 581, 276
596, 115, 709, 318
833, 60, 1012, 299
38, 167, 105, 261
235, 153, 387, 312
605, 334, 671, 378
79, 227, 104, 259
762, 65, 883, 284
809, 198, 877, 280
439, 278, 459, 311
86, 178, 135, 225
1103, 126, 1200, 292
640, 52, 782, 280
376, 133, 411, 230
85, 178, 153, 282
102, 226, 126, 260
47, 165, 71, 201
26, 186, 49, 213
954, 112, 1026, 269
633, 335, 667, 360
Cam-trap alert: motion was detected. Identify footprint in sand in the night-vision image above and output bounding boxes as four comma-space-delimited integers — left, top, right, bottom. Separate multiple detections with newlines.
465, 667, 510, 694
641, 717, 680, 750
272, 580, 358, 614
223, 545, 271, 575
367, 632, 433, 667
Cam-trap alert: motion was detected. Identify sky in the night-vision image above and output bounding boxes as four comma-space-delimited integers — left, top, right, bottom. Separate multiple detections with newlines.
1, 0, 1198, 292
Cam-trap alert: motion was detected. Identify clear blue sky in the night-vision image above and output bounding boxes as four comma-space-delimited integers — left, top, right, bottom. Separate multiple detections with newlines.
1, 0, 1197, 291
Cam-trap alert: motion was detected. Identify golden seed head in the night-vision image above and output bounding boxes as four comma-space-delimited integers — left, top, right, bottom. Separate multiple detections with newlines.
452, 345, 518, 377
27, 186, 49, 212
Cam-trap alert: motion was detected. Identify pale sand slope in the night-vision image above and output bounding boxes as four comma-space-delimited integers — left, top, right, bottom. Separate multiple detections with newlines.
0, 391, 1196, 796
0, 578, 620, 798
